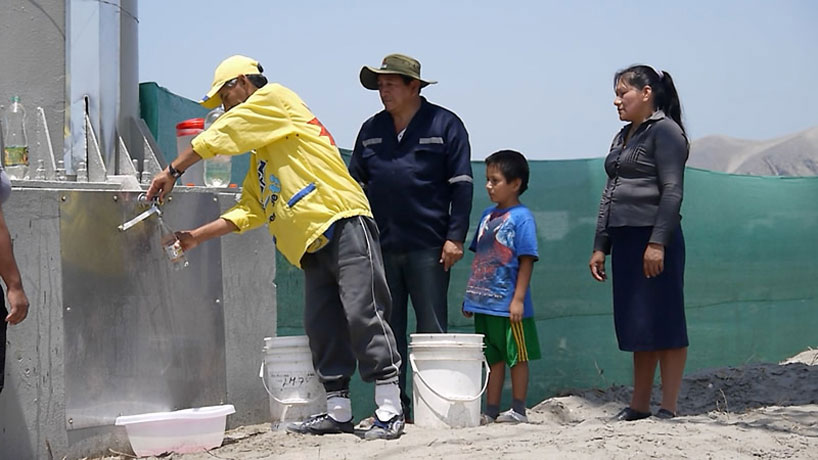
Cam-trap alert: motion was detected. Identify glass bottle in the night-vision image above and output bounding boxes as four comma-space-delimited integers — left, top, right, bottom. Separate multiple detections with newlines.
2, 96, 29, 179
158, 215, 188, 270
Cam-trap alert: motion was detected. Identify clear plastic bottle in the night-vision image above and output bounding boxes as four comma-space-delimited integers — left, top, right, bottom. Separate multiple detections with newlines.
203, 106, 224, 129
158, 215, 189, 270
203, 107, 231, 187
2, 96, 29, 180
204, 155, 231, 187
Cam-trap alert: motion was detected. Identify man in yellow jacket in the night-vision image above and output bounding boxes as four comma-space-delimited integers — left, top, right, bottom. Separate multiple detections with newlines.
147, 55, 404, 440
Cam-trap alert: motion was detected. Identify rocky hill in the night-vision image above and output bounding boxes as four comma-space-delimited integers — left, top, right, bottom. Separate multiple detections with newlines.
688, 125, 818, 176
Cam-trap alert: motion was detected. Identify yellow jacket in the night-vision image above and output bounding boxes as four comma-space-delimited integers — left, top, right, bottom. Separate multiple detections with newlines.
192, 83, 372, 267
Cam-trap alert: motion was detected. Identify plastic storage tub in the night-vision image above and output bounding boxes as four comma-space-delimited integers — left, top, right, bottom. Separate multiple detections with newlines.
115, 404, 235, 456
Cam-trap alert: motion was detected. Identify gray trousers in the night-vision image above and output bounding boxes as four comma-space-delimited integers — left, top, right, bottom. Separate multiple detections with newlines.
300, 216, 401, 393
383, 247, 450, 415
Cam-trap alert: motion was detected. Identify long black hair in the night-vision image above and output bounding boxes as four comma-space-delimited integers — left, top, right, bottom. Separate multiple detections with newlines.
615, 65, 685, 136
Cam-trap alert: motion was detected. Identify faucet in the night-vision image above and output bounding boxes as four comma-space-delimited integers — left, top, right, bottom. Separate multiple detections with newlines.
118, 194, 162, 231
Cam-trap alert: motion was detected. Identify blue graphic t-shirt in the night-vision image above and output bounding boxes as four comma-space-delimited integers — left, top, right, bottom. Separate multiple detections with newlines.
463, 204, 538, 318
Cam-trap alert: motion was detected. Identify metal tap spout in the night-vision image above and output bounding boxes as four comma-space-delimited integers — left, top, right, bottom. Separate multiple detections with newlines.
118, 195, 162, 231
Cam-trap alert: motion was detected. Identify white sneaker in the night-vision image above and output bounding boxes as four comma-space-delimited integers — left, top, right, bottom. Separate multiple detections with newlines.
495, 409, 528, 424
363, 414, 405, 440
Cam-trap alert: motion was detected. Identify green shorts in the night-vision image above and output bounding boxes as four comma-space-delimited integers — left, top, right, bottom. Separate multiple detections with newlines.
474, 313, 541, 367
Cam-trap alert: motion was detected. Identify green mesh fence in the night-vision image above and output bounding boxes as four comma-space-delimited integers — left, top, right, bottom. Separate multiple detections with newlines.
277, 159, 818, 419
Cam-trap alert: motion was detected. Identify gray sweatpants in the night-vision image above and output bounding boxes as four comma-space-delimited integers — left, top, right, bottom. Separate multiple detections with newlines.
300, 216, 401, 393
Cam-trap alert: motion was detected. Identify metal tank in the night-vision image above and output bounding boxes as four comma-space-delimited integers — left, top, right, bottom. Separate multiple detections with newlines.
0, 1, 277, 458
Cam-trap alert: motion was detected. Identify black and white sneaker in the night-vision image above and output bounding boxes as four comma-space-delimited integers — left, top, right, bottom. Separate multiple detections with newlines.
363, 414, 405, 440
286, 413, 354, 435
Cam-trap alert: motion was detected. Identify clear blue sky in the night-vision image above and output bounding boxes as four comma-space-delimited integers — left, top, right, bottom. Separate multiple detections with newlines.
138, 0, 817, 160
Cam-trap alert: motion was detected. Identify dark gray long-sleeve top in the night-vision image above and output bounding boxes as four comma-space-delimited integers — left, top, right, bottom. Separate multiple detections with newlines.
594, 111, 689, 254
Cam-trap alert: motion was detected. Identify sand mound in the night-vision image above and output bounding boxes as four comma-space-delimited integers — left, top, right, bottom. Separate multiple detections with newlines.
102, 349, 818, 460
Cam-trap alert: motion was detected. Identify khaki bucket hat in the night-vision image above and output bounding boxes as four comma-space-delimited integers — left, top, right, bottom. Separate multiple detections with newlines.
360, 53, 437, 90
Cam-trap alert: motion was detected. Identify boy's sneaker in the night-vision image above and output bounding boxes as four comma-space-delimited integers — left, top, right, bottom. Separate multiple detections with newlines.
495, 408, 528, 424
286, 413, 354, 435
363, 414, 405, 440
480, 413, 496, 425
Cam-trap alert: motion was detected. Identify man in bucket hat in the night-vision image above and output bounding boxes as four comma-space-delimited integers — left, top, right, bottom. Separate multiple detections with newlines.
350, 54, 473, 421
147, 55, 405, 440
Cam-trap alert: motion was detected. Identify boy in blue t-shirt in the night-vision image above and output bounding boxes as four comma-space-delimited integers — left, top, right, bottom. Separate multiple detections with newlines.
462, 149, 540, 424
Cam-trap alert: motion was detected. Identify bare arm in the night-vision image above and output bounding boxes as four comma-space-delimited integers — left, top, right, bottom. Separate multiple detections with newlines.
176, 217, 239, 252
439, 240, 464, 272
509, 256, 535, 323
146, 145, 204, 202
0, 206, 28, 324
589, 250, 607, 282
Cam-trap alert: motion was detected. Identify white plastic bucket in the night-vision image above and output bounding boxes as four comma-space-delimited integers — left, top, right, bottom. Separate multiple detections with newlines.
260, 336, 326, 430
410, 333, 489, 429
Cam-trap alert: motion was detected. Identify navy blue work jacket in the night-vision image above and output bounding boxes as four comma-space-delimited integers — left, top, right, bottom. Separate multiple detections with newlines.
349, 97, 473, 252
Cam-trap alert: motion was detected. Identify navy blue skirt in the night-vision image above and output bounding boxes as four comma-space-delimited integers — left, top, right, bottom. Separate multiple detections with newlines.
609, 226, 688, 352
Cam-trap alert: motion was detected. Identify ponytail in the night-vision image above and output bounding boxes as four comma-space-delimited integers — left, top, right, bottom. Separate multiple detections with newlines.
657, 71, 685, 136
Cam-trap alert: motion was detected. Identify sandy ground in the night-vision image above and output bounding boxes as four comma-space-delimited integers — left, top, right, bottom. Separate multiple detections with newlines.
103, 349, 818, 460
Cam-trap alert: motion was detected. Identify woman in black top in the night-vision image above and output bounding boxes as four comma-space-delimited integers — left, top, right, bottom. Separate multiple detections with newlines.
589, 65, 689, 421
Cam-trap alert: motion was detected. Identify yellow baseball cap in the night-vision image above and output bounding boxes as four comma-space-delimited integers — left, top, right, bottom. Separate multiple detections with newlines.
200, 55, 263, 109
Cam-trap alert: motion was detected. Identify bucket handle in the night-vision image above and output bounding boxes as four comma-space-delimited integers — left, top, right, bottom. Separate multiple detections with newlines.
259, 361, 324, 405
409, 354, 490, 402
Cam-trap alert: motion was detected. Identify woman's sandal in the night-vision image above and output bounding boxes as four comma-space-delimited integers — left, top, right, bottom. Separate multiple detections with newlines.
655, 408, 677, 419
611, 407, 652, 421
